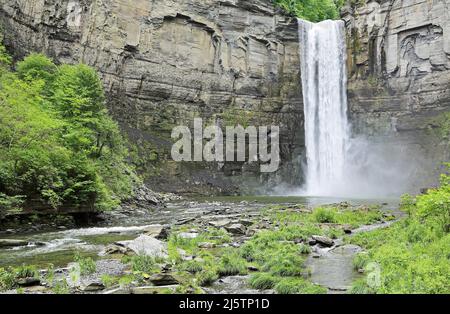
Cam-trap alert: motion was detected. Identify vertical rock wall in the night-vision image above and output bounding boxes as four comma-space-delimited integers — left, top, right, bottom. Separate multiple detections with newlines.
0, 0, 304, 194
343, 0, 450, 185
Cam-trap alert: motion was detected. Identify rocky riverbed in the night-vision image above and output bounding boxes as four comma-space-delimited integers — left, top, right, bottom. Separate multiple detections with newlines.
0, 196, 400, 294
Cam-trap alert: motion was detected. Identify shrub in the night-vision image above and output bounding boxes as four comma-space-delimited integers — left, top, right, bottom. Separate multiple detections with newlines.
74, 253, 96, 275
0, 268, 15, 291
52, 278, 70, 294
101, 275, 119, 288
313, 207, 337, 223
263, 252, 304, 277
196, 270, 218, 287
249, 273, 278, 290
217, 250, 247, 276
298, 244, 312, 254
181, 260, 204, 274
14, 265, 38, 279
273, 0, 341, 22
0, 52, 136, 213
353, 252, 370, 271
274, 277, 326, 294
123, 255, 162, 274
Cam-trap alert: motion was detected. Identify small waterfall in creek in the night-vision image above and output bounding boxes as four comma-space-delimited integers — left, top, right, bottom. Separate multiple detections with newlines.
298, 19, 350, 196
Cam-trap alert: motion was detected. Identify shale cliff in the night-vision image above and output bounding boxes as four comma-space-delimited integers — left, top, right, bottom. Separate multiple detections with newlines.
343, 0, 450, 182
0, 0, 302, 194
1, 0, 448, 195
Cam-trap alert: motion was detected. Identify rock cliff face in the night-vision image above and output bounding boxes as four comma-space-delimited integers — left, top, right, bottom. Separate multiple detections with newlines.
1, 0, 448, 195
0, 0, 303, 194
343, 0, 450, 184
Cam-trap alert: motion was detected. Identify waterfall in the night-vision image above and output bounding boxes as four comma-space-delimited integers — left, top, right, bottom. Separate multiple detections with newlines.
298, 19, 349, 196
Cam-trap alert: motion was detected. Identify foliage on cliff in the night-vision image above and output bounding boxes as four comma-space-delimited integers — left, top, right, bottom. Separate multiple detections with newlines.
0, 47, 136, 215
349, 166, 450, 294
273, 0, 344, 22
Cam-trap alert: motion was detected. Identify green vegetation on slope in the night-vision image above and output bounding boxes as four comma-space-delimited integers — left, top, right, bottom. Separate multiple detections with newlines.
0, 41, 136, 216
348, 166, 450, 294
273, 0, 344, 22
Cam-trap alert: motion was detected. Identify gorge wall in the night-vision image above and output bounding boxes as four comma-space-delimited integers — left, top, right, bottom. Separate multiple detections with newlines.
343, 0, 450, 188
1, 0, 449, 195
0, 0, 302, 195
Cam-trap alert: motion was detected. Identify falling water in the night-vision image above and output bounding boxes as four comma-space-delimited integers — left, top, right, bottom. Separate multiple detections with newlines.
299, 19, 349, 196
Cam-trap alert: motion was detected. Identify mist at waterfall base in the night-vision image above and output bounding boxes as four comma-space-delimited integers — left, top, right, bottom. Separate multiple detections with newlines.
279, 19, 427, 199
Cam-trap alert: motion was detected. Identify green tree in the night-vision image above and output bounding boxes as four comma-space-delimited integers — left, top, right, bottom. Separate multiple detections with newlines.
0, 51, 136, 214
274, 0, 341, 22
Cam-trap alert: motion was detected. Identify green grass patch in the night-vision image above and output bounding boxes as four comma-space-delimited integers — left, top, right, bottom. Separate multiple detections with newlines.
347, 169, 450, 294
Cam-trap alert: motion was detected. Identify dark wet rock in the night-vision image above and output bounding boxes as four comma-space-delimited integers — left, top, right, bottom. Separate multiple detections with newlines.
308, 238, 317, 246
225, 224, 246, 235
312, 235, 334, 247
116, 235, 168, 258
0, 239, 30, 248
149, 273, 179, 286
342, 225, 353, 234
156, 225, 171, 240
175, 218, 196, 225
247, 265, 259, 272
238, 219, 254, 227
17, 277, 41, 287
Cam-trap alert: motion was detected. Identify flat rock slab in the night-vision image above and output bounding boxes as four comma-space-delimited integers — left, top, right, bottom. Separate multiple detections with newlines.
208, 219, 231, 228
149, 273, 180, 286
131, 285, 179, 294
0, 239, 30, 247
312, 235, 334, 247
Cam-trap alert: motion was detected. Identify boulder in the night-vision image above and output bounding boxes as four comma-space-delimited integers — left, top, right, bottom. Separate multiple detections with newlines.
225, 224, 246, 235
312, 235, 334, 247
81, 282, 105, 292
17, 277, 41, 287
143, 224, 165, 238
148, 273, 179, 286
0, 239, 30, 248
116, 235, 168, 258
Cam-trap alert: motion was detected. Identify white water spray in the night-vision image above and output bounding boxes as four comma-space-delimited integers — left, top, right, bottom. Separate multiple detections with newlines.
299, 19, 349, 196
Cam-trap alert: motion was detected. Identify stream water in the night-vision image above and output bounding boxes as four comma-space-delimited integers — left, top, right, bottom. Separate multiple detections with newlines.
0, 197, 399, 294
